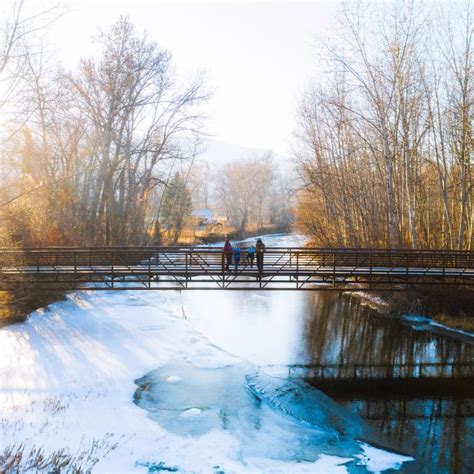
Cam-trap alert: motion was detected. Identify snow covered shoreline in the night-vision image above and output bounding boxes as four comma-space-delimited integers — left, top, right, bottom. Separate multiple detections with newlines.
347, 291, 474, 342
400, 313, 474, 341
1, 289, 413, 472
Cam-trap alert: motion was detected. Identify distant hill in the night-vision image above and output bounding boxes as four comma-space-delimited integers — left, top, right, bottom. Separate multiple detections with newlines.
196, 138, 293, 171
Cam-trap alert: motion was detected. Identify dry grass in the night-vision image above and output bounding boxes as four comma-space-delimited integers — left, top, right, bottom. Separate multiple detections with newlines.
0, 434, 124, 473
0, 285, 67, 329
1, 394, 129, 473
162, 223, 288, 245
381, 287, 474, 332
434, 313, 474, 333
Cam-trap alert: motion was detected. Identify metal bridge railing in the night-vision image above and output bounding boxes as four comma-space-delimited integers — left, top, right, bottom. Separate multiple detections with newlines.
1, 247, 473, 268
0, 247, 473, 291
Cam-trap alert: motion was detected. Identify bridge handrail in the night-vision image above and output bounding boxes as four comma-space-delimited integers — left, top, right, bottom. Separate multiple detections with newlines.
1, 247, 473, 270
0, 246, 472, 254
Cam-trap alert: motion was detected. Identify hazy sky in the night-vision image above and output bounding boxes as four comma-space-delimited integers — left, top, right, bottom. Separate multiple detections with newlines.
46, 1, 341, 155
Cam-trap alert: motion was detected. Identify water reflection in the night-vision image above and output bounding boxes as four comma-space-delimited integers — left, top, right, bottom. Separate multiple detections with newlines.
181, 290, 309, 365
179, 247, 474, 474
304, 293, 474, 367
303, 293, 474, 473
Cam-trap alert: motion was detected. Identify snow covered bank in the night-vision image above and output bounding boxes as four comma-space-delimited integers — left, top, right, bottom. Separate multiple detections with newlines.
1, 289, 413, 472
347, 291, 474, 344
401, 313, 474, 341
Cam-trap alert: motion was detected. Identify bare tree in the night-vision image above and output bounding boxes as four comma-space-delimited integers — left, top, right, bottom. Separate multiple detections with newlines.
0, 0, 63, 131
216, 153, 278, 237
0, 15, 209, 247
65, 17, 208, 244
295, 0, 472, 250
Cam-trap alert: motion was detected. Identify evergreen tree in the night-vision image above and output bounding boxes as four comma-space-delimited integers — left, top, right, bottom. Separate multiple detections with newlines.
160, 172, 192, 243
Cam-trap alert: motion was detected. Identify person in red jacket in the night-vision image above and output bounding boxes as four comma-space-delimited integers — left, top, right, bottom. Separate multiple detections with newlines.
223, 238, 233, 271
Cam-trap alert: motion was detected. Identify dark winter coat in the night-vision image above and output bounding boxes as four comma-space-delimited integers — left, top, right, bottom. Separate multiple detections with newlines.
224, 241, 232, 254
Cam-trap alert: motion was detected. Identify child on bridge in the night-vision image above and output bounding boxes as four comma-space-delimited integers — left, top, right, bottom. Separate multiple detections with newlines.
233, 246, 241, 271
247, 245, 256, 268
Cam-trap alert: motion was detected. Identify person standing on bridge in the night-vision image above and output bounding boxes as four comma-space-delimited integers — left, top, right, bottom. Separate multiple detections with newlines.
233, 246, 241, 271
247, 245, 256, 268
256, 238, 266, 275
223, 238, 233, 271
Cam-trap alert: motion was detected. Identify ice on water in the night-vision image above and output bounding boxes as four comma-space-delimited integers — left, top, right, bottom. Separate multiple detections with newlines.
245, 371, 367, 439
134, 359, 412, 472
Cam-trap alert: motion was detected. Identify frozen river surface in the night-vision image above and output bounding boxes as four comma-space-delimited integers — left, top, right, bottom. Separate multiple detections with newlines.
0, 235, 415, 472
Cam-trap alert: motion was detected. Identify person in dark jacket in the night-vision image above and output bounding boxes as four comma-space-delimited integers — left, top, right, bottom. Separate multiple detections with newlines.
233, 246, 241, 270
223, 238, 233, 271
256, 238, 266, 274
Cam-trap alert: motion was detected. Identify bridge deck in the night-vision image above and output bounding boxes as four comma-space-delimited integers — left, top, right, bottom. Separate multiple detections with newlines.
1, 246, 473, 291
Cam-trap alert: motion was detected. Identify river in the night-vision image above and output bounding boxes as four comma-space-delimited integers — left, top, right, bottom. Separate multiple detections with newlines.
1, 234, 473, 472
137, 287, 474, 472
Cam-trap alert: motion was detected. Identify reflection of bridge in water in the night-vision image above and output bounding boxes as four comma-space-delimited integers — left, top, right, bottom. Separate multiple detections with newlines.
359, 399, 474, 421
1, 246, 473, 291
299, 292, 474, 472
262, 361, 474, 423
284, 361, 474, 379
265, 361, 474, 400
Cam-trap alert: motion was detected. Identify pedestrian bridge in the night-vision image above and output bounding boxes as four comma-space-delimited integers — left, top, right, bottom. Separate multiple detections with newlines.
0, 246, 473, 291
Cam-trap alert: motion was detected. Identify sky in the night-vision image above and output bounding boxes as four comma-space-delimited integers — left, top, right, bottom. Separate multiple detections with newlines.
44, 1, 341, 156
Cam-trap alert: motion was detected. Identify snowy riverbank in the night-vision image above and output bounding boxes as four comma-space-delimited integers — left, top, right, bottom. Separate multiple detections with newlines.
347, 291, 474, 343
400, 313, 474, 342
0, 288, 414, 472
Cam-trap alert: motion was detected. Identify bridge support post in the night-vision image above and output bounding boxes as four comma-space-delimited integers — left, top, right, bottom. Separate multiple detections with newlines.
111, 251, 114, 289
148, 253, 151, 289
296, 252, 299, 288
185, 251, 189, 288
369, 263, 372, 290
221, 252, 225, 288
74, 252, 77, 290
